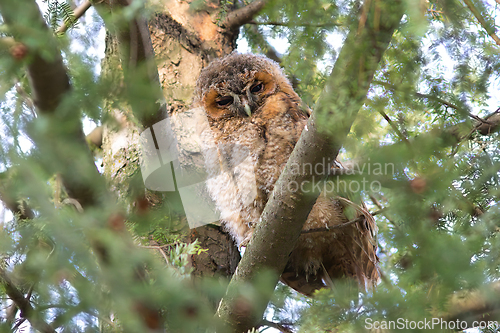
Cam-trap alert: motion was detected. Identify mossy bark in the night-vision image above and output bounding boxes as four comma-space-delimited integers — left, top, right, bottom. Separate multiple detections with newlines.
101, 1, 244, 287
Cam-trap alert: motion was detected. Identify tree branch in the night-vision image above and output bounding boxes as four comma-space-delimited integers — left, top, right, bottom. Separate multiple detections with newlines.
248, 20, 342, 28
224, 0, 268, 31
241, 23, 303, 87
373, 80, 500, 138
56, 0, 92, 35
259, 319, 294, 333
372, 80, 466, 113
243, 24, 282, 63
463, 0, 500, 47
0, 268, 56, 333
441, 281, 500, 328
216, 1, 405, 331
0, 0, 101, 207
0, 15, 70, 113
97, 0, 167, 129
473, 108, 500, 136
446, 108, 500, 154
378, 109, 412, 147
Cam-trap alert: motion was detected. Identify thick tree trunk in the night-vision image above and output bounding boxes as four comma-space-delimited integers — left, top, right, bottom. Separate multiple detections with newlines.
153, 4, 246, 281
147, 5, 241, 279
100, 0, 268, 288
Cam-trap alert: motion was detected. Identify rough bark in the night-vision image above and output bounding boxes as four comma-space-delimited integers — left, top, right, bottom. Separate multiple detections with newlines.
216, 1, 405, 331
148, 1, 250, 281
98, 0, 273, 291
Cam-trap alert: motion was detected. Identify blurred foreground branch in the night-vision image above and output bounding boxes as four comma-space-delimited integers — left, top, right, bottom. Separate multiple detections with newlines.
56, 0, 92, 34
0, 0, 101, 208
441, 281, 500, 328
216, 1, 405, 331
463, 0, 500, 47
0, 268, 56, 333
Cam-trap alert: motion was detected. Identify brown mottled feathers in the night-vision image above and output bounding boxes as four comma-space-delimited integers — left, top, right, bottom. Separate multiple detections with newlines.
195, 53, 379, 296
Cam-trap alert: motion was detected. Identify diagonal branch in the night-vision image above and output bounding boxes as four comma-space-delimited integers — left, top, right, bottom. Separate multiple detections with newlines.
56, 0, 92, 34
372, 80, 500, 138
248, 20, 342, 28
95, 0, 167, 129
372, 80, 469, 113
243, 24, 281, 63
216, 1, 405, 331
260, 319, 294, 333
378, 109, 412, 147
0, 0, 101, 207
0, 268, 56, 333
473, 107, 500, 135
223, 0, 268, 31
463, 0, 500, 47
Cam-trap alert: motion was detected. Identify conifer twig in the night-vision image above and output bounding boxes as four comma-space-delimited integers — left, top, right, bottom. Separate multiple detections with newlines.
463, 0, 500, 46
56, 0, 92, 34
0, 268, 56, 333
248, 20, 342, 27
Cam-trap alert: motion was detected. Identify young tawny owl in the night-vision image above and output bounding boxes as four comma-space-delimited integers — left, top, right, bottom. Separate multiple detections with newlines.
194, 53, 379, 296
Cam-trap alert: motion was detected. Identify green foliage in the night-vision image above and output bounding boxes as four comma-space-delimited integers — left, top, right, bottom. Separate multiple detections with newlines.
243, 1, 500, 332
1, 0, 500, 332
43, 0, 79, 33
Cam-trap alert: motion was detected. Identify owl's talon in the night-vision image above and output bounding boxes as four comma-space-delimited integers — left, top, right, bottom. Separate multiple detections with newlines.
239, 236, 251, 248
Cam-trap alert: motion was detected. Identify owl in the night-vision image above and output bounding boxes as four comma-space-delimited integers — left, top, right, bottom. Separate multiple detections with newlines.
194, 53, 379, 296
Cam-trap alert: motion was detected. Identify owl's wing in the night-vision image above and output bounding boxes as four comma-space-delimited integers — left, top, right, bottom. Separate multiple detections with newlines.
298, 100, 312, 117
280, 163, 379, 297
280, 211, 379, 296
331, 199, 380, 290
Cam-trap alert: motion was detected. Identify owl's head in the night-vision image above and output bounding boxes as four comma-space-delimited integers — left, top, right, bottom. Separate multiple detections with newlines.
194, 53, 295, 119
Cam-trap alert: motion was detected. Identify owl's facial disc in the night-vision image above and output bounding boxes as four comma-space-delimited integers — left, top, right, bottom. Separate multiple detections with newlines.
204, 89, 234, 119
211, 93, 252, 118
203, 71, 276, 120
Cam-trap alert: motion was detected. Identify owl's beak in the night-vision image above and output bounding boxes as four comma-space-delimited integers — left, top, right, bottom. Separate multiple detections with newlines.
243, 103, 252, 117
238, 95, 252, 117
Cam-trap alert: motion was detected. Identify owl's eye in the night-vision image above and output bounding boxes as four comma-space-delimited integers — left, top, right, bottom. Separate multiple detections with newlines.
216, 96, 234, 107
250, 82, 264, 94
